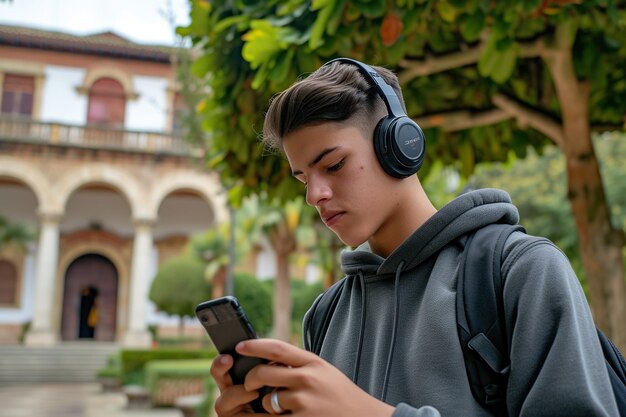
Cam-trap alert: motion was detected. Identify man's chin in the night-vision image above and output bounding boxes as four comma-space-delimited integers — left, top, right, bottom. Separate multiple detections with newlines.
336, 233, 367, 249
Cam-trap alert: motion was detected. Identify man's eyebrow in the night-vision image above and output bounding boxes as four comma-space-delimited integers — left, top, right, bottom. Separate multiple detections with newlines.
291, 146, 340, 176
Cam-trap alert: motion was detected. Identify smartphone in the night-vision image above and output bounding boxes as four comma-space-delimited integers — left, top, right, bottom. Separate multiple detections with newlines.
195, 296, 268, 412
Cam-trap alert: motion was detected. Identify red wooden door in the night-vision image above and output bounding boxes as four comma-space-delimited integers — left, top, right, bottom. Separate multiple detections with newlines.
60, 254, 118, 341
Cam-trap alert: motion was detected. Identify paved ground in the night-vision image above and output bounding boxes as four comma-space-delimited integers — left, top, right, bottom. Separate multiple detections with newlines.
0, 383, 183, 417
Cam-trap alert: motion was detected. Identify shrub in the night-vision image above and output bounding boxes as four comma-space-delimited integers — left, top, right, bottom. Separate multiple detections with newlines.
233, 272, 273, 336
259, 277, 325, 341
149, 255, 211, 319
96, 352, 122, 379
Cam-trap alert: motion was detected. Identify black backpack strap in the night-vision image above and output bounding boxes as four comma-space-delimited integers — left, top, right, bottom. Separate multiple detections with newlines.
305, 278, 346, 355
457, 223, 525, 417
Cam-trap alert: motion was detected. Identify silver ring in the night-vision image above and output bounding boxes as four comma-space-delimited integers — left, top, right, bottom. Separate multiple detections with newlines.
270, 389, 285, 414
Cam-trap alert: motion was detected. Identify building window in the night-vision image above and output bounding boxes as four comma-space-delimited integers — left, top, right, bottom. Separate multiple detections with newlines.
1, 74, 34, 118
0, 259, 18, 305
87, 78, 126, 128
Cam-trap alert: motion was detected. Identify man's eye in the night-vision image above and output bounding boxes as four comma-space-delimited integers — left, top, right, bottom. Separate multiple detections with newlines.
328, 159, 345, 173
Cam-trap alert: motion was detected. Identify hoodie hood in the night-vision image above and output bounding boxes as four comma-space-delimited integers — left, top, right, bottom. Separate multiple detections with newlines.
341, 188, 519, 276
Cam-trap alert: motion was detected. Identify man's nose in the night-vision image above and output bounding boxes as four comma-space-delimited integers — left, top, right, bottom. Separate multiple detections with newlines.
305, 178, 332, 207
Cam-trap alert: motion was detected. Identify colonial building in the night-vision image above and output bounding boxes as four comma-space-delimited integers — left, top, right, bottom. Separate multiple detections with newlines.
0, 24, 228, 346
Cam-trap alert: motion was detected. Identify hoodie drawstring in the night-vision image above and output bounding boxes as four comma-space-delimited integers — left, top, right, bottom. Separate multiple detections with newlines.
352, 270, 367, 383
381, 260, 405, 402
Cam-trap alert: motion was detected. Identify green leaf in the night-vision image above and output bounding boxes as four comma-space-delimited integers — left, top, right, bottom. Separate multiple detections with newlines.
311, 0, 333, 11
354, 0, 386, 18
449, 0, 466, 8
461, 10, 485, 42
478, 36, 518, 83
186, 0, 211, 36
269, 49, 295, 81
478, 36, 498, 77
242, 21, 283, 69
327, 0, 346, 36
309, 1, 334, 49
214, 15, 250, 33
190, 54, 212, 78
490, 43, 518, 83
521, 0, 542, 13
436, 2, 459, 23
251, 63, 271, 89
458, 140, 475, 177
207, 151, 226, 168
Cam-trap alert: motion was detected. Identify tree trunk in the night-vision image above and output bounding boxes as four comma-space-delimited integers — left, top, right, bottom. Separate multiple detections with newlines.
544, 24, 626, 350
212, 266, 227, 299
270, 221, 296, 342
274, 251, 292, 342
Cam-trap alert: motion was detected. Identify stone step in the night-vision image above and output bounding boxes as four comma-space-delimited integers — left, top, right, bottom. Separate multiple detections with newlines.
0, 343, 120, 386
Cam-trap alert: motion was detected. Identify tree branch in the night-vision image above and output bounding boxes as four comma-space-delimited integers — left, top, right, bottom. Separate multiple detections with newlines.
398, 46, 485, 84
414, 109, 512, 132
491, 94, 565, 147
591, 123, 626, 133
413, 93, 573, 146
398, 37, 546, 84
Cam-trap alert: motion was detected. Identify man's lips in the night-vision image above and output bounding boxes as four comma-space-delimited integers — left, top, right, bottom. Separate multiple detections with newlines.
321, 211, 345, 227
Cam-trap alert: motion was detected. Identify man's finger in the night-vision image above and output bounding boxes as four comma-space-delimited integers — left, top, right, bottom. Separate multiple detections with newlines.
244, 363, 295, 391
214, 384, 258, 416
236, 339, 315, 368
211, 354, 234, 392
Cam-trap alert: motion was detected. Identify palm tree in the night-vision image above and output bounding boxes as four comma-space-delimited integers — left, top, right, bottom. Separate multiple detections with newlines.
0, 215, 33, 251
235, 195, 309, 341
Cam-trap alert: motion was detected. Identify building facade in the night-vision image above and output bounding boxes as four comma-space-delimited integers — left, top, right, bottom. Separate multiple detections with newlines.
0, 25, 228, 346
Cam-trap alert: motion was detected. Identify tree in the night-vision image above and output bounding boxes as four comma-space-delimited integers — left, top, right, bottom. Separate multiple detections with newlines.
470, 132, 626, 287
179, 0, 626, 348
233, 272, 273, 336
236, 195, 311, 341
149, 254, 211, 334
290, 278, 324, 343
188, 221, 250, 298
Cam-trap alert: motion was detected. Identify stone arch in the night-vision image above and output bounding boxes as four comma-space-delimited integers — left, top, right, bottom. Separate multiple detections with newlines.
56, 241, 130, 341
57, 165, 147, 219
150, 170, 227, 224
76, 66, 139, 100
0, 157, 56, 214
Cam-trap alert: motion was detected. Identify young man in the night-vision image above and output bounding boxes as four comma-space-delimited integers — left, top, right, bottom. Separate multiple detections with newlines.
210, 59, 619, 416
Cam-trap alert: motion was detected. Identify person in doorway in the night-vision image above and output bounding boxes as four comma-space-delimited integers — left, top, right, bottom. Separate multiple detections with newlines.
79, 286, 98, 338
210, 58, 619, 416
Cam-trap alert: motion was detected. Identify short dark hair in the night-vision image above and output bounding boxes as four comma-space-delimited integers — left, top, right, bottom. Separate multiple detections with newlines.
262, 61, 405, 152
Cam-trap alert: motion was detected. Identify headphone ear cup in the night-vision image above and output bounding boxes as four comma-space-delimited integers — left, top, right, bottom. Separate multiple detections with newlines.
374, 116, 425, 178
373, 116, 399, 177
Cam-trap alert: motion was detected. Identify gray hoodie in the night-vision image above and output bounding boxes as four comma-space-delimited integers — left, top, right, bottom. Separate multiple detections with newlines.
303, 188, 619, 416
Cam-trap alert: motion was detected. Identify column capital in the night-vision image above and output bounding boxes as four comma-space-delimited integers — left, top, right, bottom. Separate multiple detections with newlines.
38, 210, 63, 224
133, 217, 156, 229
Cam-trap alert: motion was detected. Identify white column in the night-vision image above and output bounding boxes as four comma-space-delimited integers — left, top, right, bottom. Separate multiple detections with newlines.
123, 218, 155, 347
25, 212, 62, 346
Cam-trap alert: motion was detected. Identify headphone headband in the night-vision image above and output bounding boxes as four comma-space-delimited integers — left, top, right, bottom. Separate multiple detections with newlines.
324, 57, 406, 118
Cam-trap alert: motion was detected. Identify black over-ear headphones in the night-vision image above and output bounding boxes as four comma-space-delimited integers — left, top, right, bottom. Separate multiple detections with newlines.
323, 57, 425, 178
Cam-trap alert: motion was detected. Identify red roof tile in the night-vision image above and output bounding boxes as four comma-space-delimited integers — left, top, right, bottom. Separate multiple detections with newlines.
0, 24, 174, 63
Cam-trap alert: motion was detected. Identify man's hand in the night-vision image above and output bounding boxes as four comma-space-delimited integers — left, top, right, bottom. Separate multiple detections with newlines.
238, 339, 395, 417
211, 353, 261, 416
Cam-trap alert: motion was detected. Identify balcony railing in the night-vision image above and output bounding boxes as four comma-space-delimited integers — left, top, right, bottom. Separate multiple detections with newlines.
0, 116, 203, 156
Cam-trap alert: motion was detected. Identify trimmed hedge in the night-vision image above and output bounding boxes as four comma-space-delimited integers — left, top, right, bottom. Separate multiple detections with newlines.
96, 352, 122, 379
144, 359, 214, 407
119, 348, 217, 385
